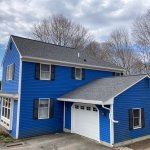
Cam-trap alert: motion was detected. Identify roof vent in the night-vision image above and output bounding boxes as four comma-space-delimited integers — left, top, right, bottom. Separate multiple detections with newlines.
84, 59, 87, 62
78, 52, 80, 58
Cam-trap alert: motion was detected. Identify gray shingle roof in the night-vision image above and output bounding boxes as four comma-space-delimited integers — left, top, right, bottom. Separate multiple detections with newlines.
59, 75, 147, 102
12, 35, 124, 72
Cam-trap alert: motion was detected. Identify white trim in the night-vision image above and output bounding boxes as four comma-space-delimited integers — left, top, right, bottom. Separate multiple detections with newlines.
0, 97, 14, 131
58, 98, 102, 105
110, 104, 114, 146
40, 64, 51, 80
16, 59, 22, 139
38, 98, 50, 119
63, 101, 65, 131
114, 135, 150, 147
105, 75, 149, 104
22, 56, 124, 72
0, 93, 18, 99
132, 108, 142, 129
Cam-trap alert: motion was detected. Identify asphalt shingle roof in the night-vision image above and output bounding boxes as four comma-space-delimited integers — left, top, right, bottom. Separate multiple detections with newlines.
59, 75, 147, 102
12, 35, 124, 71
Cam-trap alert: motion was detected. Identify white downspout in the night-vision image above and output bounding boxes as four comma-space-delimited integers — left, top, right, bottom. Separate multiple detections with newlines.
102, 103, 119, 123
102, 102, 118, 146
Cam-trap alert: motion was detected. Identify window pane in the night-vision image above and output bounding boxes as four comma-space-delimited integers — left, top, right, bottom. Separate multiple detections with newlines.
2, 107, 4, 116
8, 109, 10, 119
39, 108, 48, 118
134, 118, 140, 127
5, 108, 7, 118
41, 72, 50, 79
75, 68, 82, 79
41, 64, 50, 71
133, 109, 140, 117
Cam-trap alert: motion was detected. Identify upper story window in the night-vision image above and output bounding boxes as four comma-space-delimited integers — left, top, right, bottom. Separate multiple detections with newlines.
129, 108, 145, 130
40, 64, 51, 80
112, 72, 123, 76
72, 67, 85, 80
75, 68, 82, 80
35, 63, 55, 80
6, 64, 15, 81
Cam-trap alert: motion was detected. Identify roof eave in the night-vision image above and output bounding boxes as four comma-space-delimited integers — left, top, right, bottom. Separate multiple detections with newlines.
58, 98, 103, 105
22, 56, 125, 72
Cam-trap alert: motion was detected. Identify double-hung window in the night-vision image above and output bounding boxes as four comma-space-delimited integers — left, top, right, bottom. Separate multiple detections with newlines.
40, 64, 51, 80
129, 108, 144, 130
38, 99, 50, 119
6, 64, 14, 80
1, 97, 13, 130
75, 68, 82, 80
132, 109, 141, 129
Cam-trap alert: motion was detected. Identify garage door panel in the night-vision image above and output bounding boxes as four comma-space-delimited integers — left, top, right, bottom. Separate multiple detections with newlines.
72, 104, 99, 141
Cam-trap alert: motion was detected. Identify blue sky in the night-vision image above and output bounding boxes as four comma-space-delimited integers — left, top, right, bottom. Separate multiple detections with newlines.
0, 0, 150, 80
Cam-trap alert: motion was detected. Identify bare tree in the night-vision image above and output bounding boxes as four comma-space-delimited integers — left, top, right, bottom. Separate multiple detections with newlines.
103, 28, 136, 75
32, 14, 91, 49
132, 9, 150, 73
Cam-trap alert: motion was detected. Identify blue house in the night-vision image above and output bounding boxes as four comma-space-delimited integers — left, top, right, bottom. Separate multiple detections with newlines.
0, 35, 150, 147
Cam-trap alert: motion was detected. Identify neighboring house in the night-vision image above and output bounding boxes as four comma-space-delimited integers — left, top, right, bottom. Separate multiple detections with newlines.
0, 35, 150, 147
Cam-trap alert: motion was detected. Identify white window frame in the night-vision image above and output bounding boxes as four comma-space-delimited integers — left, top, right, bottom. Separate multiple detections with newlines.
38, 98, 50, 119
132, 108, 142, 129
0, 97, 13, 130
75, 67, 82, 80
6, 64, 14, 81
40, 64, 51, 80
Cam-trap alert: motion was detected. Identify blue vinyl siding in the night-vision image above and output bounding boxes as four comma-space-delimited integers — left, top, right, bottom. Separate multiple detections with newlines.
9, 100, 18, 138
98, 105, 110, 143
2, 39, 20, 92
19, 61, 113, 138
65, 102, 73, 129
114, 77, 150, 143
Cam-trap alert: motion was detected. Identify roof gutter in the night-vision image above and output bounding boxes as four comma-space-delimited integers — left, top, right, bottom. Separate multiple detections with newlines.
58, 98, 103, 105
21, 56, 125, 72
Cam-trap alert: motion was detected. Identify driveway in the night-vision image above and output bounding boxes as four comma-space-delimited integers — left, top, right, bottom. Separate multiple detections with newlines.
1, 133, 111, 150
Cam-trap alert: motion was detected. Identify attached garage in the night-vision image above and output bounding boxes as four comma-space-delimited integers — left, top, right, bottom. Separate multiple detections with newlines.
71, 103, 99, 141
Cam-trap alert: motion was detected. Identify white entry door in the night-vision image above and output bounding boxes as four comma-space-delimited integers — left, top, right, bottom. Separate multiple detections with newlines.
71, 103, 99, 141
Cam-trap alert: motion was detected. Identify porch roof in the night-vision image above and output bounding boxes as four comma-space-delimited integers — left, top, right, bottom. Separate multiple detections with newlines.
58, 74, 147, 104
0, 92, 19, 99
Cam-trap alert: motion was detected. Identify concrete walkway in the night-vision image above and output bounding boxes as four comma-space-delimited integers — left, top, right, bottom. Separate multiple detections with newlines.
1, 133, 111, 150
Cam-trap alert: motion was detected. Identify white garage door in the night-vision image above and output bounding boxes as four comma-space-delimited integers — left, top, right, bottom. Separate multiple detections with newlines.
71, 103, 99, 141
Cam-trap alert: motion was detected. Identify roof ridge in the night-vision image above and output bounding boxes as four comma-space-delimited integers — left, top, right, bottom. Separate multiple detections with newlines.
11, 35, 78, 51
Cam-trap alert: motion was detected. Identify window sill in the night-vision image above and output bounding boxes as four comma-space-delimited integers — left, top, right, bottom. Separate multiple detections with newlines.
75, 78, 82, 80
133, 126, 142, 130
40, 78, 51, 80
38, 117, 49, 120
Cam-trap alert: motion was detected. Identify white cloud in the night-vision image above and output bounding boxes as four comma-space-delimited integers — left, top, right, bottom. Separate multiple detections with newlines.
0, 0, 150, 44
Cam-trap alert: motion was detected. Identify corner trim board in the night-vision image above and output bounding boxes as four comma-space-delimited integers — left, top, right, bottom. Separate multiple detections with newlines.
16, 59, 22, 139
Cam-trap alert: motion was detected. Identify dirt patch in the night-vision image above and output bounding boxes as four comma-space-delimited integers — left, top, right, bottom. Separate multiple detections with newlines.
127, 139, 150, 150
